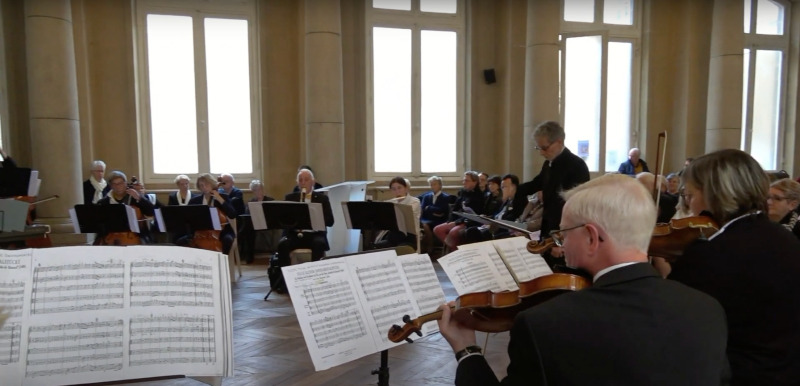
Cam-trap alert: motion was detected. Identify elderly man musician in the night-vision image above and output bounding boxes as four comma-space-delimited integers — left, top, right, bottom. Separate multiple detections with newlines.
218, 173, 245, 215
276, 168, 334, 265
438, 174, 729, 385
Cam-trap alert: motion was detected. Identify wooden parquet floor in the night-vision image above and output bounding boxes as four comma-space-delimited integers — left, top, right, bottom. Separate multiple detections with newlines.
108, 254, 511, 386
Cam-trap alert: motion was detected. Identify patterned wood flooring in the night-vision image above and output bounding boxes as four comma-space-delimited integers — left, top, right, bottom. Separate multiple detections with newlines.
108, 254, 511, 386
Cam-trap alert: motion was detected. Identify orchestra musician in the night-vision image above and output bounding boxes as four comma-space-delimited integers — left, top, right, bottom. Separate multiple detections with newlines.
183, 173, 237, 254
168, 174, 196, 206
276, 168, 334, 265
96, 171, 155, 244
373, 177, 420, 251
83, 160, 110, 204
666, 149, 800, 384
218, 173, 245, 215
438, 174, 730, 385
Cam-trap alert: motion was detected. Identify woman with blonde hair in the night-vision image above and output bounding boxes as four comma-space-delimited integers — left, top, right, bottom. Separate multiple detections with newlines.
767, 178, 800, 239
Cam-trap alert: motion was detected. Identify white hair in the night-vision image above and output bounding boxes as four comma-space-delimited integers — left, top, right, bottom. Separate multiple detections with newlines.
249, 179, 264, 191
91, 160, 106, 170
636, 172, 667, 192
220, 173, 234, 182
563, 174, 656, 253
297, 168, 315, 182
427, 175, 442, 184
174, 174, 190, 184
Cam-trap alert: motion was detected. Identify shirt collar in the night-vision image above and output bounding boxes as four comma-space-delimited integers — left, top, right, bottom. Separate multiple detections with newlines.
593, 261, 638, 282
708, 211, 761, 241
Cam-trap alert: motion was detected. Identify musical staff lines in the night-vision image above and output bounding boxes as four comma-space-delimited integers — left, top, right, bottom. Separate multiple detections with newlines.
25, 320, 124, 378
31, 261, 124, 315
129, 315, 217, 366
130, 260, 215, 308
369, 300, 414, 343
302, 280, 356, 316
0, 322, 21, 365
309, 310, 366, 349
355, 261, 406, 301
0, 281, 25, 318
400, 255, 446, 315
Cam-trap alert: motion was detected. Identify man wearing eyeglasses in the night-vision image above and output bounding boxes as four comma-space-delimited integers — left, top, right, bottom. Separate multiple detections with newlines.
519, 121, 590, 263
438, 174, 730, 385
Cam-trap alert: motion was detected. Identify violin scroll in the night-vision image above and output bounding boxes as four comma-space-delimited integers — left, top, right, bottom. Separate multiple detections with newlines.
526, 237, 555, 255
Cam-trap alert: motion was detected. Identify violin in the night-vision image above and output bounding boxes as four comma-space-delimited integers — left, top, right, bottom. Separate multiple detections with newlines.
388, 273, 590, 343
648, 215, 719, 262
526, 237, 555, 255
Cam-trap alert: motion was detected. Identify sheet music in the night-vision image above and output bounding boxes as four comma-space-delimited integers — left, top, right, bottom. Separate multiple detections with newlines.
282, 250, 444, 371
436, 248, 512, 294
307, 202, 325, 231
27, 171, 38, 197
0, 246, 233, 386
247, 202, 267, 230
397, 254, 445, 336
68, 208, 80, 234
209, 207, 221, 231
458, 241, 518, 291
126, 205, 141, 233
452, 211, 492, 225
494, 237, 552, 280
393, 203, 417, 235
153, 208, 165, 233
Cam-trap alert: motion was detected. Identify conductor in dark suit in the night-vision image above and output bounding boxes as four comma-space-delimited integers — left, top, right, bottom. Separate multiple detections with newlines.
438, 174, 730, 386
276, 168, 334, 264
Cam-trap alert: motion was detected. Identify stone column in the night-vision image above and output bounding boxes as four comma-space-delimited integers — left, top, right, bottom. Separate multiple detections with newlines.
705, 0, 744, 151
25, 0, 83, 231
304, 0, 345, 183
522, 0, 561, 181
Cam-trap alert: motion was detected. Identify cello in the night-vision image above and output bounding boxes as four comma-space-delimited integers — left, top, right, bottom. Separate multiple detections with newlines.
189, 180, 230, 252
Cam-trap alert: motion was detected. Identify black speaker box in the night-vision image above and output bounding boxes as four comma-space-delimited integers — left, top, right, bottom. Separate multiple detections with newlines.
483, 69, 496, 84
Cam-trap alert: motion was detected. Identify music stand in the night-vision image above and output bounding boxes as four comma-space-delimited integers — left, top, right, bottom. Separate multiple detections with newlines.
155, 205, 220, 236
341, 201, 404, 251
72, 204, 137, 235
0, 167, 32, 197
248, 201, 324, 231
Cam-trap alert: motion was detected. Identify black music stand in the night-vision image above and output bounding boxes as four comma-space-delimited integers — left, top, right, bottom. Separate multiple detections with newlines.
156, 205, 219, 237
342, 201, 401, 251
73, 204, 136, 236
0, 167, 32, 197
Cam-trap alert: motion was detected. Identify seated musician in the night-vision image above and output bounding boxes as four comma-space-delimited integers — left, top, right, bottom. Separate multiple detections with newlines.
433, 171, 484, 252
168, 174, 196, 206
240, 179, 275, 264
666, 149, 800, 384
180, 173, 237, 254
0, 146, 16, 168
82, 160, 110, 204
373, 177, 420, 251
292, 165, 323, 192
438, 174, 730, 385
463, 174, 528, 244
218, 173, 245, 215
276, 168, 334, 265
419, 176, 451, 254
635, 172, 676, 223
96, 171, 155, 244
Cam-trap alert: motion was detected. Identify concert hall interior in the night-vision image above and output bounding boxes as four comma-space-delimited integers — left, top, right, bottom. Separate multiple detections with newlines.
2, 0, 800, 385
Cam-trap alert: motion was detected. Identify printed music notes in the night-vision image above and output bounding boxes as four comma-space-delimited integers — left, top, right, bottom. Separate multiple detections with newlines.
0, 246, 233, 386
281, 250, 445, 371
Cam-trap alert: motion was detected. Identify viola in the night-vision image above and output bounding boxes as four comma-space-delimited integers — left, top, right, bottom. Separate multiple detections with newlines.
648, 215, 719, 262
388, 273, 590, 343
526, 237, 555, 255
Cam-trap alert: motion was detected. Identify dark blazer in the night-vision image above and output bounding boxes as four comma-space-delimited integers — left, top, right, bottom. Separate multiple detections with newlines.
167, 191, 198, 206
1, 156, 16, 168
96, 194, 155, 216
669, 213, 800, 385
283, 190, 335, 249
419, 191, 451, 226
220, 186, 245, 215
519, 147, 590, 236
450, 187, 484, 222
83, 179, 111, 205
187, 193, 237, 219
457, 263, 729, 386
618, 159, 650, 176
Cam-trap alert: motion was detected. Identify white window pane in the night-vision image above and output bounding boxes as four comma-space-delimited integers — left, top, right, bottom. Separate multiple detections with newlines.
373, 0, 411, 11
146, 14, 198, 174
741, 48, 750, 150
421, 0, 457, 14
755, 0, 784, 35
603, 0, 633, 25
605, 42, 632, 172
744, 0, 752, 33
750, 50, 781, 170
205, 18, 252, 174
563, 35, 602, 171
564, 0, 594, 23
421, 30, 457, 173
373, 27, 411, 173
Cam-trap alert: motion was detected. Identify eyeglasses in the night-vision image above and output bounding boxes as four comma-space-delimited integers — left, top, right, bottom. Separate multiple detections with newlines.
768, 195, 788, 202
549, 224, 585, 247
534, 143, 552, 151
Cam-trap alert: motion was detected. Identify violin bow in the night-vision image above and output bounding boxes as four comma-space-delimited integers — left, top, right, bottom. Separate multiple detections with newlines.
653, 132, 668, 211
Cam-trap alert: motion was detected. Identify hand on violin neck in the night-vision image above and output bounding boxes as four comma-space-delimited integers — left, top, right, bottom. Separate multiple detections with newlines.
436, 302, 477, 354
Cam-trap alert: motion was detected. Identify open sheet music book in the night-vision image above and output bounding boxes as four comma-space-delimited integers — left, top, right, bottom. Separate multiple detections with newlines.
437, 237, 553, 295
0, 246, 234, 386
281, 250, 445, 371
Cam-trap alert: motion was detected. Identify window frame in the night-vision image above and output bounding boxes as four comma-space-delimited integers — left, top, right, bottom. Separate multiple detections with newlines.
134, 0, 262, 184
365, 0, 466, 180
741, 0, 790, 170
559, 0, 642, 174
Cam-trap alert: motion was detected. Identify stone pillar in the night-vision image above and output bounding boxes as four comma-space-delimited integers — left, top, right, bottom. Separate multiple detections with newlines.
304, 0, 345, 184
522, 0, 561, 181
25, 0, 83, 231
705, 0, 744, 151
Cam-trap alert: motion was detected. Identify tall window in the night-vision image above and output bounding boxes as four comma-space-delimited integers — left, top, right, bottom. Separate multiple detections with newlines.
742, 0, 789, 170
560, 0, 640, 173
135, 0, 260, 182
366, 0, 465, 178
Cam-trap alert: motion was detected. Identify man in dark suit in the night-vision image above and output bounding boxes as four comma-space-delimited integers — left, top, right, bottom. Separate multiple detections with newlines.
276, 168, 334, 264
438, 174, 730, 385
219, 173, 245, 215
419, 175, 451, 253
167, 174, 196, 206
82, 160, 111, 204
519, 121, 590, 263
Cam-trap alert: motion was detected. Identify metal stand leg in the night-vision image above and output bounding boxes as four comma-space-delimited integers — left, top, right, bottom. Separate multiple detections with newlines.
264, 274, 284, 301
371, 349, 389, 386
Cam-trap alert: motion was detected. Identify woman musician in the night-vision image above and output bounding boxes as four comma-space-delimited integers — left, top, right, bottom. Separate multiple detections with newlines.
96, 171, 155, 244
182, 173, 237, 254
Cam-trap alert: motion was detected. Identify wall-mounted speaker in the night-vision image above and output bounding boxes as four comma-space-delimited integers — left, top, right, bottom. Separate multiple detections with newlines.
483, 69, 496, 84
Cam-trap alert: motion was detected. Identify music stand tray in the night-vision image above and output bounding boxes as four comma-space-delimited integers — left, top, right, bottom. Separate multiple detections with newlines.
155, 205, 220, 235
342, 201, 400, 232
72, 204, 136, 234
